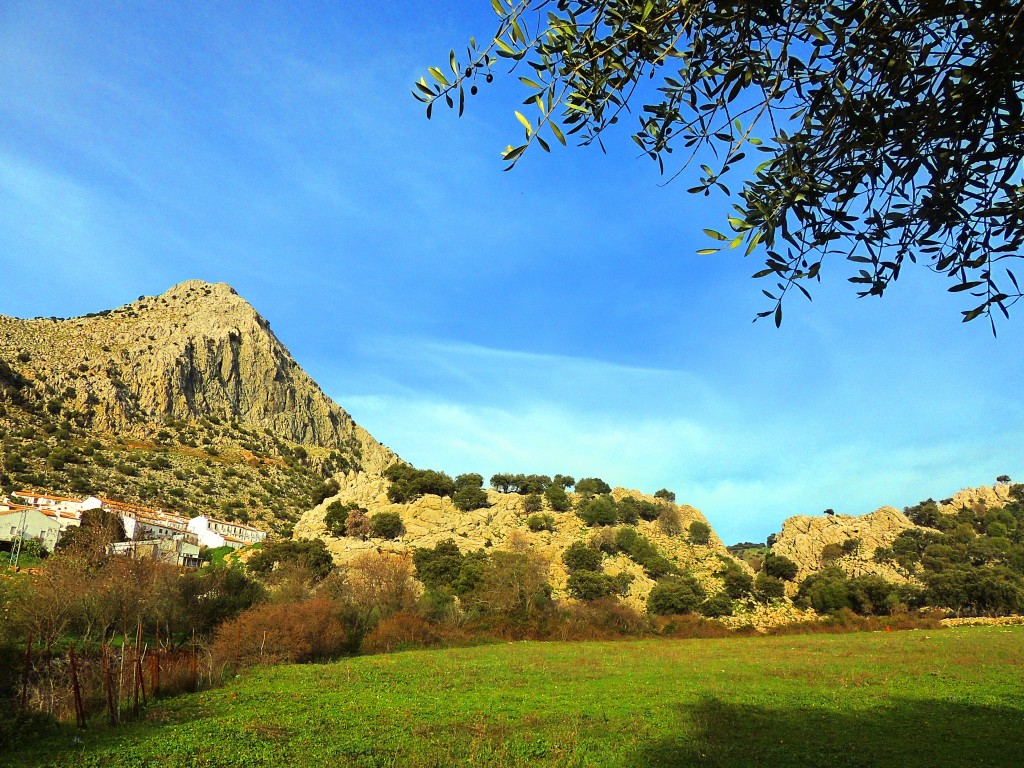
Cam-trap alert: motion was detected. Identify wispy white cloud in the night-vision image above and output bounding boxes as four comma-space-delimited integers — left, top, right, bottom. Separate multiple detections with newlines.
329, 338, 1024, 543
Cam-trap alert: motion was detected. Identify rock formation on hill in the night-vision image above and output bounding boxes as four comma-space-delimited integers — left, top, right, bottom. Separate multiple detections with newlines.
0, 281, 396, 530
771, 506, 919, 587
294, 475, 744, 608
938, 483, 1016, 515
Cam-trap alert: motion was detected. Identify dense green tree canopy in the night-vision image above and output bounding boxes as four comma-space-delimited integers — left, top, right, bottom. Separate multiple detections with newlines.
419, 0, 1024, 327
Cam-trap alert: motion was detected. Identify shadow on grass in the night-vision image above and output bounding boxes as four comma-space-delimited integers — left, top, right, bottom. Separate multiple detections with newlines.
635, 697, 1024, 768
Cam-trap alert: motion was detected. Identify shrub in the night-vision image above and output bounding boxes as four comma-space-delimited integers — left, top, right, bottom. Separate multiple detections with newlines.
345, 508, 371, 539
647, 575, 706, 615
577, 494, 618, 526
361, 612, 439, 654
526, 513, 555, 532
753, 572, 787, 603
210, 598, 353, 671
523, 494, 543, 513
567, 571, 613, 601
637, 500, 663, 521
614, 526, 678, 578
718, 561, 754, 598
324, 501, 363, 536
247, 539, 335, 581
698, 592, 734, 618
763, 554, 799, 581
654, 488, 676, 502
821, 542, 845, 562
658, 506, 683, 535
688, 520, 712, 544
341, 552, 420, 619
567, 571, 633, 601
847, 574, 918, 615
463, 550, 553, 620
544, 483, 571, 511
412, 541, 487, 596
563, 541, 603, 573
413, 539, 465, 589
369, 512, 406, 540
616, 497, 641, 524
796, 567, 852, 613
312, 478, 340, 505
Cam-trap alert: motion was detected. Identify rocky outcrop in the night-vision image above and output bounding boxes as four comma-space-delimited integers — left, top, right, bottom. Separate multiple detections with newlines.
294, 476, 739, 608
771, 506, 918, 586
0, 280, 396, 473
938, 484, 1016, 516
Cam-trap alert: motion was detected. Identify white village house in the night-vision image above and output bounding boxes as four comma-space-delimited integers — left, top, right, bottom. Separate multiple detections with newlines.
1, 490, 267, 562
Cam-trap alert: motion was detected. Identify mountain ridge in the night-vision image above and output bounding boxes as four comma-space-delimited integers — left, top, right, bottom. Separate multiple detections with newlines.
0, 280, 396, 531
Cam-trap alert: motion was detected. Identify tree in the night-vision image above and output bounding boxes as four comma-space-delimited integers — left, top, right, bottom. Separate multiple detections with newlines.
526, 513, 556, 532
413, 539, 466, 590
325, 500, 363, 537
647, 575, 706, 615
247, 539, 336, 581
698, 592, 735, 618
688, 520, 712, 545
563, 541, 603, 573
523, 493, 544, 513
369, 512, 406, 540
453, 473, 491, 511
544, 483, 571, 511
566, 570, 631, 600
575, 477, 612, 496
654, 489, 676, 503
385, 463, 456, 502
763, 554, 799, 581
577, 494, 619, 526
552, 474, 575, 489
752, 572, 787, 603
419, 1, 1024, 327
717, 559, 754, 599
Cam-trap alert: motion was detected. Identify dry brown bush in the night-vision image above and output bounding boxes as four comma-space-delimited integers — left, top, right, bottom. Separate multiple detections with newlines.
341, 551, 420, 618
650, 614, 736, 639
209, 597, 352, 673
545, 599, 650, 641
361, 612, 440, 654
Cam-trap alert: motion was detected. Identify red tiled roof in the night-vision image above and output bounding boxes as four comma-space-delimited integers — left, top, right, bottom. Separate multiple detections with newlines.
15, 491, 82, 502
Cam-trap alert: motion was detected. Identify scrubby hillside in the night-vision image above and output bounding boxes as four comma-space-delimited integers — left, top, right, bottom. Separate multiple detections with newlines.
769, 482, 1024, 616
0, 281, 397, 532
292, 471, 785, 619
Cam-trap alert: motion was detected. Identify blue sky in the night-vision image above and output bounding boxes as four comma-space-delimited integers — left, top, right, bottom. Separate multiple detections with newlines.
1, 1, 1021, 543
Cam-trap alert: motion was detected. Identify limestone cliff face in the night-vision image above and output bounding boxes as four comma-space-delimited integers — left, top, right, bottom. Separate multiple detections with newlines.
0, 280, 395, 472
771, 506, 918, 585
294, 477, 740, 608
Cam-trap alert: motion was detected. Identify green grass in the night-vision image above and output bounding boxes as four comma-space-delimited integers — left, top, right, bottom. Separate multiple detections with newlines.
9, 626, 1024, 767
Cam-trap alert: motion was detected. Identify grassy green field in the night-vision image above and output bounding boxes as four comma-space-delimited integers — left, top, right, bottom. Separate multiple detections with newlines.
9, 626, 1024, 768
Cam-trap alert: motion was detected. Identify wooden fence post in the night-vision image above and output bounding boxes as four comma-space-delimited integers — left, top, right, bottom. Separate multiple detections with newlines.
20, 633, 33, 711
101, 643, 118, 726
68, 643, 86, 729
191, 630, 198, 692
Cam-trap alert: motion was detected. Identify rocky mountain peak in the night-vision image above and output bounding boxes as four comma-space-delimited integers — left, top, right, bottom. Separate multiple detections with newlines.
0, 280, 396, 474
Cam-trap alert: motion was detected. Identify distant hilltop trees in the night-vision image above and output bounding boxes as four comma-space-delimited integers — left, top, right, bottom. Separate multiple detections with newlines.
382, 463, 677, 515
